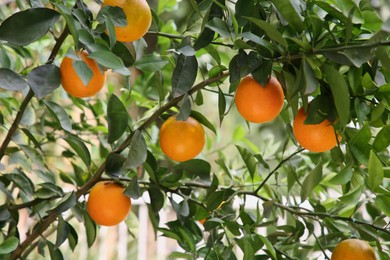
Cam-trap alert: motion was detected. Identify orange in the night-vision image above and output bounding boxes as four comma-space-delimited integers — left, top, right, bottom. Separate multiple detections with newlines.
293, 106, 339, 152
198, 218, 206, 225
102, 0, 152, 42
159, 116, 205, 162
235, 75, 285, 123
60, 51, 106, 98
331, 239, 376, 260
87, 181, 131, 226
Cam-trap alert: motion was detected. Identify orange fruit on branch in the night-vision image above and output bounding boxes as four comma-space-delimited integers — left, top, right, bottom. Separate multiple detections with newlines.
235, 75, 285, 123
331, 238, 376, 260
159, 116, 205, 162
87, 181, 131, 226
102, 0, 152, 42
60, 51, 106, 98
293, 106, 339, 152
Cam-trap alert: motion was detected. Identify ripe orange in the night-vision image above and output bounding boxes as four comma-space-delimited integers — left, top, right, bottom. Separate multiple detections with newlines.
293, 106, 339, 152
198, 218, 206, 225
60, 51, 106, 98
159, 116, 205, 162
331, 239, 376, 260
102, 0, 152, 42
235, 75, 285, 123
87, 181, 131, 226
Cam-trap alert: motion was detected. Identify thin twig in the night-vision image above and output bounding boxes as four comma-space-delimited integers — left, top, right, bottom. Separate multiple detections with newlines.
254, 148, 304, 194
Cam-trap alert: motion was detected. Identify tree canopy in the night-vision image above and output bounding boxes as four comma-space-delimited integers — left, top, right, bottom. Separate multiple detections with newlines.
0, 0, 389, 259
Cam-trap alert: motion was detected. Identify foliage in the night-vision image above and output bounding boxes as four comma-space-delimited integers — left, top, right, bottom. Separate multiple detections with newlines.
0, 0, 389, 259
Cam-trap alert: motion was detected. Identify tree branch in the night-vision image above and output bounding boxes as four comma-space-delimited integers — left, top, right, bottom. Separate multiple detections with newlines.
0, 27, 69, 162
11, 71, 230, 259
254, 148, 304, 194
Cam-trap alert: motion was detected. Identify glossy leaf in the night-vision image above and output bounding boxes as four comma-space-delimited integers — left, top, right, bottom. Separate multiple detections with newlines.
107, 94, 128, 143
47, 192, 77, 215
324, 64, 350, 126
124, 176, 141, 199
236, 145, 257, 179
82, 210, 97, 247
88, 50, 125, 70
133, 54, 169, 72
0, 68, 28, 91
55, 216, 70, 249
105, 153, 126, 177
330, 164, 353, 185
301, 162, 323, 202
373, 125, 390, 152
270, 0, 304, 32
172, 54, 198, 97
244, 17, 288, 48
63, 135, 91, 167
375, 195, 390, 217
368, 150, 383, 192
124, 131, 147, 169
28, 64, 61, 99
174, 159, 211, 183
0, 237, 19, 254
0, 8, 60, 46
43, 100, 72, 132
47, 241, 64, 260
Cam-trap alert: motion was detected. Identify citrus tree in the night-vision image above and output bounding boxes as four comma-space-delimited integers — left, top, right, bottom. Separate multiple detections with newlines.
0, 0, 389, 259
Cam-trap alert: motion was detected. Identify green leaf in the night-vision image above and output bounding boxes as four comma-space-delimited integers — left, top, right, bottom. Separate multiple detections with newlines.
105, 153, 126, 177
170, 197, 190, 217
47, 192, 77, 215
0, 8, 60, 46
259, 235, 277, 259
172, 54, 198, 97
302, 58, 318, 95
174, 159, 211, 183
0, 68, 28, 91
63, 135, 91, 167
324, 64, 350, 126
133, 54, 169, 72
301, 162, 323, 201
124, 176, 141, 199
375, 195, 390, 217
148, 186, 165, 213
88, 50, 125, 70
97, 5, 127, 27
28, 64, 61, 99
72, 58, 93, 86
124, 131, 147, 169
43, 100, 72, 132
236, 145, 257, 179
47, 241, 64, 260
190, 110, 216, 134
67, 223, 78, 251
348, 124, 372, 164
176, 94, 192, 121
5, 171, 34, 197
270, 0, 304, 32
244, 17, 288, 48
373, 125, 390, 152
112, 41, 135, 67
339, 186, 363, 204
368, 150, 384, 192
55, 216, 70, 249
107, 94, 128, 143
218, 87, 226, 124
0, 237, 19, 254
330, 164, 353, 185
82, 210, 97, 247
205, 17, 231, 38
